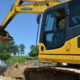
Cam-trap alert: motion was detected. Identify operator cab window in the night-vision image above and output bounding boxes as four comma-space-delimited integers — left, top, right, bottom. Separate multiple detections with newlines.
69, 1, 80, 28
43, 9, 66, 49
45, 9, 65, 32
45, 12, 56, 31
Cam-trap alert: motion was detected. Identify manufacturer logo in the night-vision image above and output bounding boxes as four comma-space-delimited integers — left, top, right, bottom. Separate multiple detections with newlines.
21, 7, 32, 10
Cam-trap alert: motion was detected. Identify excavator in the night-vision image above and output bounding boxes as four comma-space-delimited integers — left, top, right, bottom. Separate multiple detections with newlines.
0, 0, 80, 80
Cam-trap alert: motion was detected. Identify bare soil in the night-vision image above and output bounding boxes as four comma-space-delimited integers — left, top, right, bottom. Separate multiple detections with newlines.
2, 61, 80, 80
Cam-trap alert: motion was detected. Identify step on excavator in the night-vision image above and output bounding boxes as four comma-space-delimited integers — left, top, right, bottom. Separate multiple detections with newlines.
0, 0, 80, 80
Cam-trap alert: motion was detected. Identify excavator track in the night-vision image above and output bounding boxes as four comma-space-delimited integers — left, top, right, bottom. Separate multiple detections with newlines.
24, 67, 80, 80
3, 61, 80, 80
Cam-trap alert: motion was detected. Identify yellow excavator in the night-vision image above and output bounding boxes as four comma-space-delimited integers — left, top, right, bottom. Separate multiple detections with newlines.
0, 0, 80, 80
0, 0, 80, 65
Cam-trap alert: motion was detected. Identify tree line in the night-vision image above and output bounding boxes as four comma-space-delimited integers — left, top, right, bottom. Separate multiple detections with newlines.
0, 40, 25, 60
0, 40, 38, 60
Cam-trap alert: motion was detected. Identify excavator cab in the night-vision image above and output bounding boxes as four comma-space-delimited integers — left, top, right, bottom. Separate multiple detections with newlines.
40, 4, 66, 50
40, 8, 66, 50
39, 0, 80, 64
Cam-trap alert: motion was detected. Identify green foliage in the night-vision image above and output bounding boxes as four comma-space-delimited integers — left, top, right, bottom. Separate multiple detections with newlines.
7, 56, 27, 65
12, 45, 19, 55
28, 45, 38, 57
0, 50, 11, 60
0, 41, 10, 53
19, 44, 25, 55
0, 40, 18, 55
0, 40, 25, 57
7, 56, 38, 65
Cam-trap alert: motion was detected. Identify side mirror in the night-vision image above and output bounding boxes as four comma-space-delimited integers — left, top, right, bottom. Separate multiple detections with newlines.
37, 14, 41, 24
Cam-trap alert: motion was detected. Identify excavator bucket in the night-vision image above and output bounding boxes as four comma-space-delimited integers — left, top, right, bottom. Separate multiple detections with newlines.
0, 28, 13, 42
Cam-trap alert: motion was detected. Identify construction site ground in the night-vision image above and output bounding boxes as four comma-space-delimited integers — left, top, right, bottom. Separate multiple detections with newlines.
0, 61, 80, 80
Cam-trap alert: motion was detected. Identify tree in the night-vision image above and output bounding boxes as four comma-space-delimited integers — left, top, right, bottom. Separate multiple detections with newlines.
28, 45, 38, 57
0, 40, 15, 54
0, 41, 14, 60
0, 40, 25, 57
19, 44, 25, 56
0, 50, 11, 60
0, 40, 19, 56
11, 45, 19, 55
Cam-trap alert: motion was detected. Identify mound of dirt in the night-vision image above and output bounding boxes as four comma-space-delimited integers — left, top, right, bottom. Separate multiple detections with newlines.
3, 61, 55, 79
0, 76, 15, 80
3, 61, 80, 80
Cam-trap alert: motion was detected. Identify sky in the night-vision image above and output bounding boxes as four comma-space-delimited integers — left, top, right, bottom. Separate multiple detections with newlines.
0, 0, 41, 55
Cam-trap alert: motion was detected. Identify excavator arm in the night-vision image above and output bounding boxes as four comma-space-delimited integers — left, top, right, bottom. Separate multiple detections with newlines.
0, 0, 66, 41
0, 0, 24, 41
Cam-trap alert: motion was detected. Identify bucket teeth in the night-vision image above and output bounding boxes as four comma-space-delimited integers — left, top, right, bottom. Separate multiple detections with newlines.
0, 29, 13, 41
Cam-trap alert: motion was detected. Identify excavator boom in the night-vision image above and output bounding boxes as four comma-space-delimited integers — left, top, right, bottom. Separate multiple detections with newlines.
0, 0, 66, 41
1, 1, 63, 29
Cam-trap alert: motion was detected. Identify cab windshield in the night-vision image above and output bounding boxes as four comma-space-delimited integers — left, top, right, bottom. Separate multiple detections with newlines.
43, 9, 66, 49
45, 12, 56, 31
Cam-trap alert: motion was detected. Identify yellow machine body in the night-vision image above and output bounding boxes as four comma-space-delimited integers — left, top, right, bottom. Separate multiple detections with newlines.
39, 36, 80, 64
38, 0, 80, 64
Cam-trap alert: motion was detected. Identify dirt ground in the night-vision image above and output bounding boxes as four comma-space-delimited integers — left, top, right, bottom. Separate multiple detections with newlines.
1, 61, 80, 80
0, 76, 15, 80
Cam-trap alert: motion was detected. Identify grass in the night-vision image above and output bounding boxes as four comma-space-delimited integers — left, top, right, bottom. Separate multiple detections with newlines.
7, 56, 28, 65
7, 56, 38, 65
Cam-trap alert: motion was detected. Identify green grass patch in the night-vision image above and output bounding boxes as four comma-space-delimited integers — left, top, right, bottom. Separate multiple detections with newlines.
7, 56, 28, 65
7, 56, 38, 65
